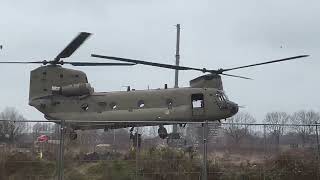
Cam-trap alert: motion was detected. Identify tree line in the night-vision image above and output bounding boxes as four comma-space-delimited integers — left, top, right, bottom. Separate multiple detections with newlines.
224, 110, 320, 147
0, 107, 319, 146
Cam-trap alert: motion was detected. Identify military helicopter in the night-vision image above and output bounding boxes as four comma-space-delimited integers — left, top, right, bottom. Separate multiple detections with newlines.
0, 32, 309, 140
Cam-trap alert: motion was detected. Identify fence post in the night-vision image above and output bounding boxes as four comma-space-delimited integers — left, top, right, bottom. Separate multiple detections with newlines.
316, 122, 320, 180
135, 127, 139, 180
58, 120, 65, 180
0, 149, 5, 180
202, 121, 208, 180
263, 124, 266, 180
316, 122, 319, 158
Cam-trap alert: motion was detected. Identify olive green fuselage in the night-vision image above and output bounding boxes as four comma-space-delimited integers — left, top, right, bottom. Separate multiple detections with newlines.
29, 66, 238, 130
31, 87, 237, 129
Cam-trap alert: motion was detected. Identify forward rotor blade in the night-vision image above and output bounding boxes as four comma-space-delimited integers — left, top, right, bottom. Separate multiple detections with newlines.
65, 62, 136, 66
222, 55, 309, 72
91, 54, 308, 80
0, 61, 44, 64
54, 32, 92, 62
91, 54, 206, 71
221, 73, 252, 80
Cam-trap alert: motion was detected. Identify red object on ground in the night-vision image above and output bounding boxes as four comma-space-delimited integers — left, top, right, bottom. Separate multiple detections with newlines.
37, 135, 49, 142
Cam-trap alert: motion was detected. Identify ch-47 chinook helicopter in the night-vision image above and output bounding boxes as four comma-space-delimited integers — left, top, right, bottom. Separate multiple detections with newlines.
0, 32, 309, 140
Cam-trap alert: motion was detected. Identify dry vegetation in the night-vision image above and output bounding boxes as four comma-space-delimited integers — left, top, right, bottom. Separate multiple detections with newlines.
0, 146, 319, 180
0, 108, 319, 179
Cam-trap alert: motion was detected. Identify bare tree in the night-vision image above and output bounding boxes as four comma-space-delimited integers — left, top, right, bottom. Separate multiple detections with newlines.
145, 126, 161, 138
224, 112, 256, 144
32, 122, 55, 135
185, 124, 202, 145
0, 107, 27, 143
263, 112, 290, 145
290, 110, 319, 146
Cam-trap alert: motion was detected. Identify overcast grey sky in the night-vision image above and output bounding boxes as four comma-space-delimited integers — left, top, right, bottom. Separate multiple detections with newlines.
0, 0, 319, 121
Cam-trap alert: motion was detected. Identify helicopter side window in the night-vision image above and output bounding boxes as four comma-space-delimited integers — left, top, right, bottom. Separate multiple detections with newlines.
191, 94, 204, 108
110, 102, 117, 110
81, 103, 89, 111
137, 100, 145, 108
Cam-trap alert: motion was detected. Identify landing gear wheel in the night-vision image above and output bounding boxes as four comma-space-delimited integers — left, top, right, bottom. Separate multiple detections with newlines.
129, 127, 134, 139
69, 132, 77, 140
158, 125, 168, 139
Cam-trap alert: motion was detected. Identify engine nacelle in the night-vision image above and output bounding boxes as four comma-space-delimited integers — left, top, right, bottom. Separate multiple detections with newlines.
52, 83, 94, 96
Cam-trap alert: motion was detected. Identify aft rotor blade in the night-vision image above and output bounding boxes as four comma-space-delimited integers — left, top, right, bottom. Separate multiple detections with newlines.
54, 32, 92, 62
221, 73, 252, 80
65, 62, 136, 66
91, 54, 207, 72
222, 55, 309, 72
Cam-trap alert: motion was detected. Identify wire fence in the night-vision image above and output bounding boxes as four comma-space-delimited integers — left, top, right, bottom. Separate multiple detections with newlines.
0, 120, 319, 180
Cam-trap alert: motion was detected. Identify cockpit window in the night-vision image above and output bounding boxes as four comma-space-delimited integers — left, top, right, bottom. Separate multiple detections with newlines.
215, 91, 228, 109
216, 91, 228, 102
223, 92, 229, 100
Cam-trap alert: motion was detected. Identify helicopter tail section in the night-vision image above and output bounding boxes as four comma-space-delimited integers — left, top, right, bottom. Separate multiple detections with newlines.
29, 65, 90, 102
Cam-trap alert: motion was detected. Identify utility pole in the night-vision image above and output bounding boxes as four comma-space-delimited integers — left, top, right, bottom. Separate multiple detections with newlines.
174, 24, 180, 89
172, 24, 180, 135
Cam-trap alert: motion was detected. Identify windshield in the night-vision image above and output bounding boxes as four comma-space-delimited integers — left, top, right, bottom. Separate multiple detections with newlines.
216, 91, 228, 101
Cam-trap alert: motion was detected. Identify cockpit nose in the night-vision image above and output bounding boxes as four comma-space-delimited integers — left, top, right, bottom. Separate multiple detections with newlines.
228, 101, 239, 115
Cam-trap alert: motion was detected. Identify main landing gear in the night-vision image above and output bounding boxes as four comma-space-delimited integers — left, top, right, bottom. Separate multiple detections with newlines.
129, 125, 168, 139
62, 123, 78, 140
158, 125, 168, 139
129, 126, 135, 139
69, 131, 77, 140
129, 127, 142, 148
